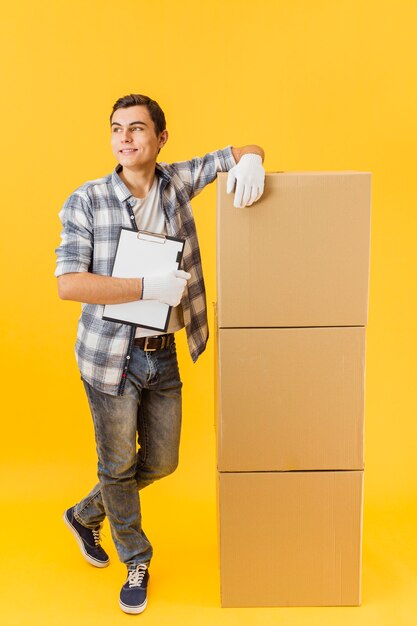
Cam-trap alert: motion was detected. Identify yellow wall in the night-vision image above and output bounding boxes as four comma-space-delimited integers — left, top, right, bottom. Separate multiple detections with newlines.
1, 0, 416, 513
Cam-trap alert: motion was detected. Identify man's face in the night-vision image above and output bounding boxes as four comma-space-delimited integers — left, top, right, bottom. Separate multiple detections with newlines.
110, 105, 167, 169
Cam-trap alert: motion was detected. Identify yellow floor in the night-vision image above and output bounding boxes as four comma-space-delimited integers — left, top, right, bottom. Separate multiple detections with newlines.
1, 461, 416, 626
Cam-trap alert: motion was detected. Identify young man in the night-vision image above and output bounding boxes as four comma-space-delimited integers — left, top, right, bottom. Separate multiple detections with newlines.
55, 93, 265, 614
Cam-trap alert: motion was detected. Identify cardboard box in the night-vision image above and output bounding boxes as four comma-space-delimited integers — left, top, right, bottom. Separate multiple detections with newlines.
216, 172, 371, 328
218, 470, 364, 607
214, 323, 366, 471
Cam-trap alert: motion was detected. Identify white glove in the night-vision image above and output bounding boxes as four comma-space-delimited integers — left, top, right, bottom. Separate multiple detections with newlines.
226, 153, 265, 208
142, 269, 191, 306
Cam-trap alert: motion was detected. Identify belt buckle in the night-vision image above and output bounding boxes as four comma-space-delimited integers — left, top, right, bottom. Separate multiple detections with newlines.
144, 336, 158, 352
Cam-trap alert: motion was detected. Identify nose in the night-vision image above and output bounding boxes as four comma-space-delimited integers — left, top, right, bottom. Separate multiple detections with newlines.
121, 128, 132, 142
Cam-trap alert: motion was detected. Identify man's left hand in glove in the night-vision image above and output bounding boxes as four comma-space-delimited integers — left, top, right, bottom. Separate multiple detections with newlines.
228, 146, 265, 208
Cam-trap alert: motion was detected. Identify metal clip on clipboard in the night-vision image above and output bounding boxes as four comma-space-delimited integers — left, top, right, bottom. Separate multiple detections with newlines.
137, 230, 166, 244
137, 231, 182, 265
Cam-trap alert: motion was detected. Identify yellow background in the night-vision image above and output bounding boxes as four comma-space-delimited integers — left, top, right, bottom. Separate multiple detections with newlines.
1, 0, 416, 624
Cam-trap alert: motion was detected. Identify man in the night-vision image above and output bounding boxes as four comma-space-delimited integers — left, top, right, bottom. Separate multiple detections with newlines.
55, 93, 265, 614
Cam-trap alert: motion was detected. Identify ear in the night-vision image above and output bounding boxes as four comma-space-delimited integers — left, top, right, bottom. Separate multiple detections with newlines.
159, 129, 169, 149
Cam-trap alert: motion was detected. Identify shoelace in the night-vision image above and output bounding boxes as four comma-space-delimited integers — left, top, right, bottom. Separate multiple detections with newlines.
92, 527, 102, 547
128, 564, 147, 588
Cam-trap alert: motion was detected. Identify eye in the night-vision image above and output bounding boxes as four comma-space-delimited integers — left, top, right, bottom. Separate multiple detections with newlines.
132, 126, 144, 131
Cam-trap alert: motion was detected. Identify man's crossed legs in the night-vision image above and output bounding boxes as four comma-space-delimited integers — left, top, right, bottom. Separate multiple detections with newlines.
63, 339, 182, 614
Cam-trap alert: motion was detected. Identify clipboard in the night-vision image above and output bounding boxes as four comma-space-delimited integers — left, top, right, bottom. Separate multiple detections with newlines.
102, 228, 185, 331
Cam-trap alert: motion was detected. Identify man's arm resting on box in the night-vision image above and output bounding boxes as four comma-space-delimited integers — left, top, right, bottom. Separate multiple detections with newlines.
231, 145, 265, 163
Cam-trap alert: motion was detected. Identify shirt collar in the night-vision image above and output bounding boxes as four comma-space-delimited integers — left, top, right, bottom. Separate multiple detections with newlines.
112, 162, 171, 208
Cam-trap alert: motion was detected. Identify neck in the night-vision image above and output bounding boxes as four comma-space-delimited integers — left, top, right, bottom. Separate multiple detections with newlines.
119, 163, 156, 198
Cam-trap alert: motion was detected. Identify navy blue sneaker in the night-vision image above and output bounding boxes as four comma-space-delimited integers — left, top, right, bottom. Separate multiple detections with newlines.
119, 564, 149, 614
63, 506, 109, 568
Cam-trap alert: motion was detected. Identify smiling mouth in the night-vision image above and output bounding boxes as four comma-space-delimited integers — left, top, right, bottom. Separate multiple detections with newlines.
120, 149, 137, 153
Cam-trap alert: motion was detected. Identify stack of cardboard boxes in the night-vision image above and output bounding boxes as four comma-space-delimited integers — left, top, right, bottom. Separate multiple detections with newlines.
214, 171, 371, 607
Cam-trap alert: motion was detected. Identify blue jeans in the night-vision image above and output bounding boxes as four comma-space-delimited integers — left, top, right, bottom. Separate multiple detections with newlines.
73, 338, 182, 568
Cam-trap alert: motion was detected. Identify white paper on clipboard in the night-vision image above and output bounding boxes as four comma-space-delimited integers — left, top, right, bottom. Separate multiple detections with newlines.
102, 228, 185, 331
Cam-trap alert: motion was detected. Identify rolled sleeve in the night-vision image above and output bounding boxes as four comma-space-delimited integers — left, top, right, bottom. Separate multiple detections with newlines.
167, 145, 237, 200
54, 192, 93, 277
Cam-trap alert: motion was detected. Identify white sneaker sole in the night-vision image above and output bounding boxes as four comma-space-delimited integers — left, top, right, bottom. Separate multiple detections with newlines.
119, 598, 147, 614
63, 511, 110, 568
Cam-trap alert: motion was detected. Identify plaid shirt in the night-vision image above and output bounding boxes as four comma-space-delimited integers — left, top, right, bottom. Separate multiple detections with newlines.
55, 146, 236, 396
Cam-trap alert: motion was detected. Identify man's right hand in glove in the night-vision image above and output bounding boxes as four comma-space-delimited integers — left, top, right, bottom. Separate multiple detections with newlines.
142, 269, 191, 307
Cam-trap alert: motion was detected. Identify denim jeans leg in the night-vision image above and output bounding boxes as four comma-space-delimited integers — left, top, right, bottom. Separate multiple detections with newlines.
135, 388, 182, 489
81, 376, 153, 567
75, 368, 183, 522
74, 482, 106, 528
75, 339, 182, 568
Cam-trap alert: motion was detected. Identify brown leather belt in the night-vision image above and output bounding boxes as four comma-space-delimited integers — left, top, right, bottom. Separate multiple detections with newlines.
134, 334, 175, 352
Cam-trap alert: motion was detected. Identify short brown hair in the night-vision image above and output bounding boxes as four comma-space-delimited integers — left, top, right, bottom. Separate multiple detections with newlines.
110, 94, 166, 136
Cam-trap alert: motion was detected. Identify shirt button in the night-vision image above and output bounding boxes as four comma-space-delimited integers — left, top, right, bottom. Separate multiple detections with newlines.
130, 215, 135, 219
126, 355, 131, 360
